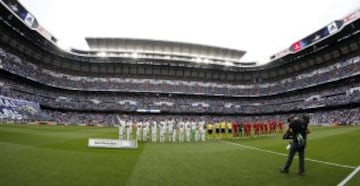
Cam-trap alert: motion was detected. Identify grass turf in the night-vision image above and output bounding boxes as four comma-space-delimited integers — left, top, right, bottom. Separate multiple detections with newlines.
0, 124, 359, 186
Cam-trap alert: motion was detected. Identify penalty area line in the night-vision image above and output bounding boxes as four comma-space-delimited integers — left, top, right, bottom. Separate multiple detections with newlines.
222, 140, 356, 169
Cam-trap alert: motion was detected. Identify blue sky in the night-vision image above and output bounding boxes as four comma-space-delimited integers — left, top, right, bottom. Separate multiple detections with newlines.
19, 0, 360, 64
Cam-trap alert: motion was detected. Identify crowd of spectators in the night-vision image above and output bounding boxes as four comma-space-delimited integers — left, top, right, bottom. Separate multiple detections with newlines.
40, 110, 117, 126
1, 46, 360, 125
309, 108, 360, 125
39, 108, 360, 126
1, 77, 360, 114
1, 46, 360, 96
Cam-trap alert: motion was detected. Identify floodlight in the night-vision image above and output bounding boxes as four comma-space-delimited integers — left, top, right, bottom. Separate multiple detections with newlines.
224, 61, 233, 66
195, 58, 202, 63
203, 58, 210, 63
131, 52, 138, 58
97, 52, 107, 57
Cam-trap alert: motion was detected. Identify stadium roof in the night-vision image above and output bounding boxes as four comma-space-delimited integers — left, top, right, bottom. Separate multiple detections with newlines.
85, 38, 246, 63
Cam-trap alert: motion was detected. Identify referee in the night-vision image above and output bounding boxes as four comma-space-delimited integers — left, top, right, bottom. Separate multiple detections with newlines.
280, 114, 310, 175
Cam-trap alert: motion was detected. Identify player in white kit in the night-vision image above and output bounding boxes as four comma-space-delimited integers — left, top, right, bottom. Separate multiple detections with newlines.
185, 118, 191, 142
199, 118, 206, 141
118, 119, 126, 140
191, 120, 197, 142
171, 119, 177, 142
167, 118, 174, 142
126, 119, 133, 140
160, 119, 167, 142
136, 119, 143, 141
178, 119, 185, 142
151, 119, 158, 142
143, 118, 150, 142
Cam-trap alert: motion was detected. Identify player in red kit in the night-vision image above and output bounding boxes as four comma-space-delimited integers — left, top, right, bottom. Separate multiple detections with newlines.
278, 120, 284, 134
269, 121, 273, 136
264, 121, 269, 136
269, 120, 275, 136
244, 122, 250, 137
243, 122, 248, 137
260, 122, 264, 136
232, 120, 239, 138
254, 122, 260, 138
248, 122, 252, 137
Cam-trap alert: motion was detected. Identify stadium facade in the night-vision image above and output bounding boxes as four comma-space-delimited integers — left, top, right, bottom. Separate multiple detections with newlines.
0, 0, 360, 125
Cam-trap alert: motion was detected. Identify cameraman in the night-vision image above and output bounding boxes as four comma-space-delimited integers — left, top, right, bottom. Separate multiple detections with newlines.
280, 114, 310, 175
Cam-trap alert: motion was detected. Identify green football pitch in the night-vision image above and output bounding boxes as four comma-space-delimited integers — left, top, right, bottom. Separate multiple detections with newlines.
0, 124, 359, 186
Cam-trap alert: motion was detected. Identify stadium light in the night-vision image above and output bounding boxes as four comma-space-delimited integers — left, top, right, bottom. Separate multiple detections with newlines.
131, 52, 138, 58
97, 52, 107, 57
224, 61, 233, 66
195, 58, 203, 63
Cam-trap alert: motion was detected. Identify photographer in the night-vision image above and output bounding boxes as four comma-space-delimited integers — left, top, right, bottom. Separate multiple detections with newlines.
280, 114, 310, 175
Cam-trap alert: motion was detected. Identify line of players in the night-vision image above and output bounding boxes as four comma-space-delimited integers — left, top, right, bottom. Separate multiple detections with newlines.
118, 118, 285, 142
240, 120, 284, 137
118, 118, 206, 142
207, 120, 284, 138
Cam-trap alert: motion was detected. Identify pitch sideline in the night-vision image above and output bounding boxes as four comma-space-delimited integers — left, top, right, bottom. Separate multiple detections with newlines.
337, 166, 360, 186
222, 140, 356, 169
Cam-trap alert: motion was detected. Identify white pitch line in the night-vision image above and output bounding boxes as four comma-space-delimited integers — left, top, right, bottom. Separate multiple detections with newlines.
337, 166, 360, 186
222, 141, 356, 169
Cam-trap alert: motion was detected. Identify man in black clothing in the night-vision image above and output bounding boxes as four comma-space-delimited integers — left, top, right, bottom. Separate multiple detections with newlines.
238, 122, 243, 137
280, 114, 310, 175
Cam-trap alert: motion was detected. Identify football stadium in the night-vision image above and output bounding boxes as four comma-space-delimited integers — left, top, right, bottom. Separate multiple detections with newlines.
1, 0, 360, 185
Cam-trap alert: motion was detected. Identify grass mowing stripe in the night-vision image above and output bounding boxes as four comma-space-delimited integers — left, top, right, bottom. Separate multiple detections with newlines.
222, 140, 356, 169
0, 125, 145, 186
337, 166, 360, 186
125, 142, 252, 186
1, 125, 358, 186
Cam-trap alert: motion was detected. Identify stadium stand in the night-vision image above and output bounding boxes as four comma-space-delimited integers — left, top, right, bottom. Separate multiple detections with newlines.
0, 1, 360, 126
